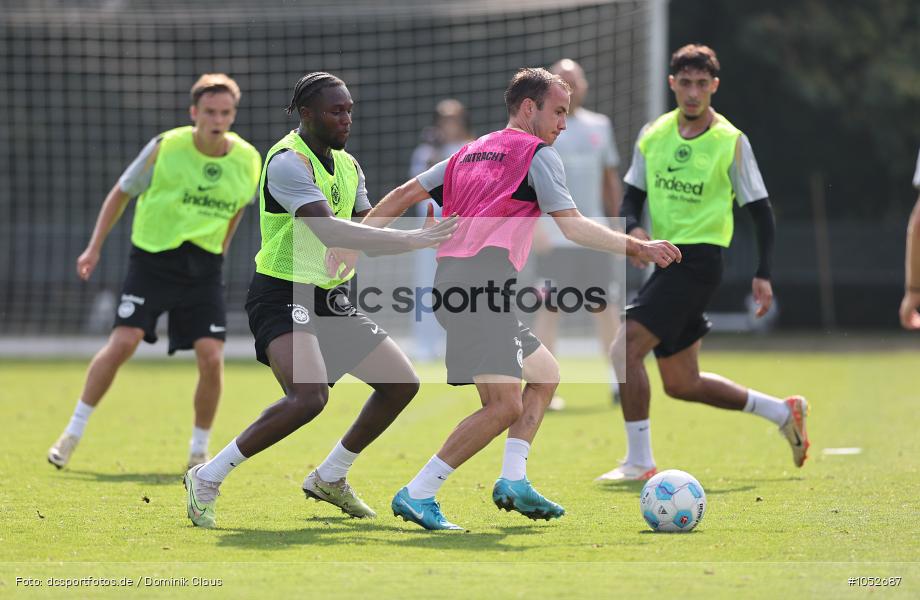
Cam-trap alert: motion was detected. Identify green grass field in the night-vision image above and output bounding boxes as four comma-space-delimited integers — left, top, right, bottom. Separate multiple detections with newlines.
2, 350, 919, 598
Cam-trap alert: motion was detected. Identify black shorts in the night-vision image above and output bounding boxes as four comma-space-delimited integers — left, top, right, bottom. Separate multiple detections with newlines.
115, 245, 226, 354
245, 272, 388, 384
625, 244, 723, 359
434, 248, 542, 385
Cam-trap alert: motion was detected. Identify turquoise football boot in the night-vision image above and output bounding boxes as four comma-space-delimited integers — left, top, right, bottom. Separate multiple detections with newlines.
492, 477, 565, 521
391, 487, 463, 530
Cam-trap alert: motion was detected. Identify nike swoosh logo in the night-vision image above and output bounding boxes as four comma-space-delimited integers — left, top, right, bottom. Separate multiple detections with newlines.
666, 166, 685, 172
792, 430, 802, 447
198, 185, 217, 191
364, 323, 380, 334
188, 485, 206, 516
400, 498, 425, 520
209, 324, 226, 333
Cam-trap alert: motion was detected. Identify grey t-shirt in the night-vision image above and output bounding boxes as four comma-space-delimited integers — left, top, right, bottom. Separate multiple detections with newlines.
624, 126, 768, 205
416, 145, 576, 214
266, 150, 371, 215
118, 136, 161, 197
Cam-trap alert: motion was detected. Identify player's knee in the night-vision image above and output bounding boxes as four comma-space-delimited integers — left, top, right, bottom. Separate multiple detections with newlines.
401, 376, 421, 402
624, 348, 646, 369
494, 397, 524, 428
623, 321, 653, 364
197, 350, 223, 377
107, 331, 142, 362
287, 385, 328, 424
379, 377, 420, 407
528, 373, 558, 405
662, 378, 694, 401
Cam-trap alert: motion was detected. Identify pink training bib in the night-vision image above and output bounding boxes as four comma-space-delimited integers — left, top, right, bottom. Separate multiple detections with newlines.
438, 129, 544, 271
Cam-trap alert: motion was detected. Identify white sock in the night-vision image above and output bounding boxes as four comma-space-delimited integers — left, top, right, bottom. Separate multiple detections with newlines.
64, 400, 95, 438
406, 455, 454, 499
197, 439, 247, 483
316, 440, 359, 482
190, 426, 210, 455
624, 419, 655, 467
744, 389, 790, 427
501, 438, 530, 481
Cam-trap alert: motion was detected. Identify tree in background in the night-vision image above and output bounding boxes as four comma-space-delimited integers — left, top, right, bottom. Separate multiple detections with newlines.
670, 0, 920, 221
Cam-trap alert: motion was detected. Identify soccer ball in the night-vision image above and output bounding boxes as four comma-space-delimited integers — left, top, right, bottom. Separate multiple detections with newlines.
639, 469, 706, 532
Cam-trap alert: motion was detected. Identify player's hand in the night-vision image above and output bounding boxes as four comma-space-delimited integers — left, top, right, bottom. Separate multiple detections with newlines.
752, 277, 773, 318
636, 239, 681, 269
422, 202, 440, 229
899, 290, 920, 330
404, 208, 459, 249
325, 247, 359, 278
76, 247, 100, 281
628, 227, 651, 268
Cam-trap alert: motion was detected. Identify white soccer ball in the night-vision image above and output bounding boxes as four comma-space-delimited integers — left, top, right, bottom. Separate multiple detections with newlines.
639, 469, 706, 532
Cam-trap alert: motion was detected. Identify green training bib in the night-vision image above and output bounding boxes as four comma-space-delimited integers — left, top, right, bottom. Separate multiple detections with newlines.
639, 109, 741, 247
131, 126, 261, 254
254, 130, 359, 287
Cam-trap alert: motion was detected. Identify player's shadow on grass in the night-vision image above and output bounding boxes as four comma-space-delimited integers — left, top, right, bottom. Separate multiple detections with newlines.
389, 522, 545, 553
594, 481, 647, 494
700, 485, 756, 495
64, 469, 182, 486
595, 481, 756, 496
216, 517, 544, 553
638, 529, 704, 535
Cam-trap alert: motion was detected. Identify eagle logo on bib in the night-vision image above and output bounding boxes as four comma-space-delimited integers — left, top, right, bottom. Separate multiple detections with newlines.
203, 162, 222, 182
330, 182, 341, 207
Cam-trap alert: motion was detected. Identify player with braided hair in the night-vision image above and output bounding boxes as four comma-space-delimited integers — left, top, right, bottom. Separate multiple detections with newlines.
184, 72, 458, 528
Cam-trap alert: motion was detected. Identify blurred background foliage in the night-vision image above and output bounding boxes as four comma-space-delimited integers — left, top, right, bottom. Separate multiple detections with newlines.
670, 0, 920, 221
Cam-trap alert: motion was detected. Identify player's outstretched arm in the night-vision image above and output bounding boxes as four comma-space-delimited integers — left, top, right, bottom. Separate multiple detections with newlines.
77, 183, 133, 281
295, 196, 457, 255
549, 207, 681, 268
625, 226, 651, 268
900, 196, 920, 330
361, 178, 432, 228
